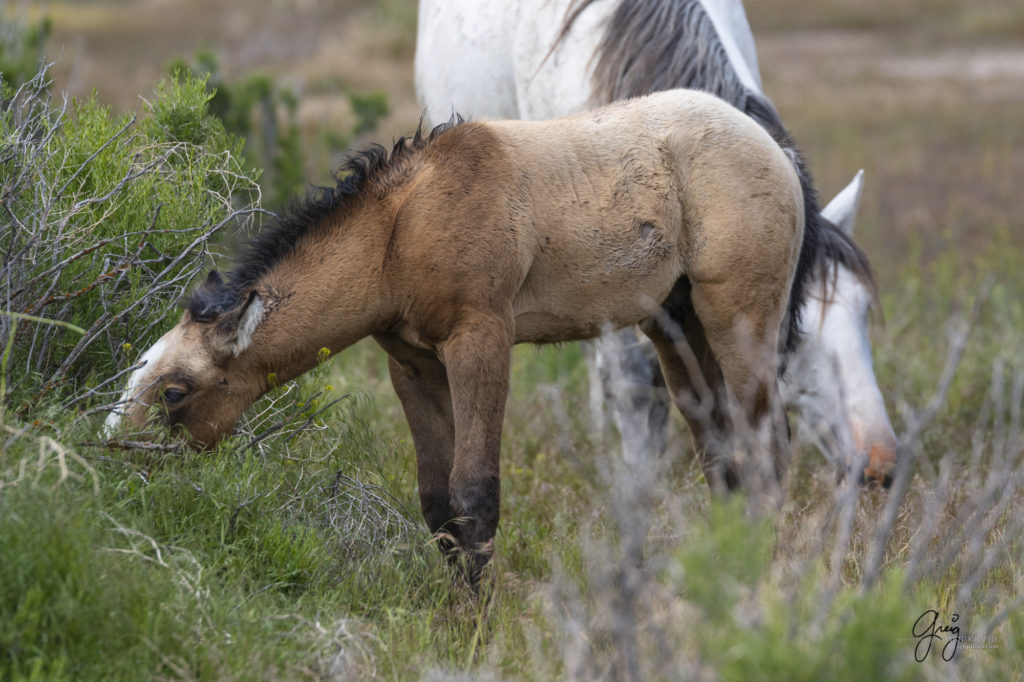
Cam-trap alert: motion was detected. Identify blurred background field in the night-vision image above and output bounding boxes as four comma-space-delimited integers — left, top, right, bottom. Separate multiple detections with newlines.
2, 0, 1023, 679
35, 0, 1024, 261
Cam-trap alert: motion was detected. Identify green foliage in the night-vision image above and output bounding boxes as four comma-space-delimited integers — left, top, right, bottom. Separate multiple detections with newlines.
0, 12, 50, 88
147, 72, 230, 148
168, 52, 302, 206
672, 499, 917, 682
349, 90, 390, 138
675, 497, 775, 619
0, 367, 420, 680
1, 64, 259, 409
0, 483, 178, 680
168, 51, 389, 209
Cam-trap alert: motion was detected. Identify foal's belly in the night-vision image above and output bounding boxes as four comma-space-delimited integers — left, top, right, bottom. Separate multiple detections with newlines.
512, 311, 610, 344
512, 288, 669, 344
513, 287, 676, 342
511, 234, 683, 344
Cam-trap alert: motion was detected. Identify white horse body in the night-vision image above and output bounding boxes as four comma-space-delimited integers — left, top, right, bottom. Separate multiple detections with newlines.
417, 0, 763, 121
416, 0, 898, 479
415, 1, 521, 121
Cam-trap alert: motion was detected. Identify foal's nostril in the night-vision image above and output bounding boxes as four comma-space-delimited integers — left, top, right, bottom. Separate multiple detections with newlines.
882, 474, 893, 489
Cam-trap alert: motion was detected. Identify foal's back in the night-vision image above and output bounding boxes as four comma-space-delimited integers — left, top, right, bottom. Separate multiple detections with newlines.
464, 90, 804, 343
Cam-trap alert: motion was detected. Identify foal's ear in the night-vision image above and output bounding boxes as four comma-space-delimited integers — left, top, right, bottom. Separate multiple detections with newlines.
203, 270, 224, 288
189, 270, 233, 322
211, 290, 265, 358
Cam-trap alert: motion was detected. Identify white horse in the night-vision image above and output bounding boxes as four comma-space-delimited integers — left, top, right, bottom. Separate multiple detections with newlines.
416, 0, 898, 483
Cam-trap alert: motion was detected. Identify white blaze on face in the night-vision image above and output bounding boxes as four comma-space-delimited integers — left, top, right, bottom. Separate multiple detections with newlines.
102, 333, 171, 435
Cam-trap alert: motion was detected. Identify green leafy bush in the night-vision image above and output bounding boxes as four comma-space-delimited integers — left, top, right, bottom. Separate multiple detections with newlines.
672, 498, 917, 682
0, 374, 418, 680
1, 64, 260, 411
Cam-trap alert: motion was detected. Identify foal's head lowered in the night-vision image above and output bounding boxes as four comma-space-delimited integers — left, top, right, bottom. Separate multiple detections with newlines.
105, 272, 269, 447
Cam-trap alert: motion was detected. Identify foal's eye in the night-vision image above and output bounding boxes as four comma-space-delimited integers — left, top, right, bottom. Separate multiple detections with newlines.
163, 388, 187, 404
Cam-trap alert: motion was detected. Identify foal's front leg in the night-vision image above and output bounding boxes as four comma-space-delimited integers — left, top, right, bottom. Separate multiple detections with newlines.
438, 311, 513, 584
381, 340, 458, 554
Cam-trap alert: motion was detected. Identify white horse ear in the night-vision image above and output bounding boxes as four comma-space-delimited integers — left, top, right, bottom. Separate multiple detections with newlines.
213, 291, 264, 358
820, 169, 865, 236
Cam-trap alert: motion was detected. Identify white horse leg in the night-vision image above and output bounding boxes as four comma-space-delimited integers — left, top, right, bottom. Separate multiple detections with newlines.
589, 327, 670, 464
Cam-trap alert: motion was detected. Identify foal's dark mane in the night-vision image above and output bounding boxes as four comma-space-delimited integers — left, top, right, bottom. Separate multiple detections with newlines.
558, 0, 877, 354
188, 118, 462, 321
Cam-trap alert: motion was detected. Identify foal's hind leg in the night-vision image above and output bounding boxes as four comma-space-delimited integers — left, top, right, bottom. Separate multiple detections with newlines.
643, 278, 790, 493
689, 277, 790, 490
641, 281, 739, 491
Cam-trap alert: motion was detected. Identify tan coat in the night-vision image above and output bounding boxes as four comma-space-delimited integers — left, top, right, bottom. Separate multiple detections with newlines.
110, 89, 803, 584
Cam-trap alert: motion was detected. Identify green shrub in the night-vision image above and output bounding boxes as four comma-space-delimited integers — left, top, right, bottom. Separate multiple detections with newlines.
1, 64, 260, 411
673, 498, 917, 682
0, 365, 418, 680
168, 50, 390, 208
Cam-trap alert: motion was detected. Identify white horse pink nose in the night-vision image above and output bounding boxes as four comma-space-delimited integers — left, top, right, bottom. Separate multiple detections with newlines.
855, 426, 899, 487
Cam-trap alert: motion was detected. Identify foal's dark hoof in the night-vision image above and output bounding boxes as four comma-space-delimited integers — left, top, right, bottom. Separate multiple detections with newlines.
433, 532, 493, 593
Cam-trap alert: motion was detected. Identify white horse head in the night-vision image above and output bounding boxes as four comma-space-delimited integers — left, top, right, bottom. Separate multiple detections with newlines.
784, 171, 898, 482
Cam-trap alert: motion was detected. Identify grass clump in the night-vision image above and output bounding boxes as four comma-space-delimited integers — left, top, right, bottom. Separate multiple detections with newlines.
0, 377, 423, 680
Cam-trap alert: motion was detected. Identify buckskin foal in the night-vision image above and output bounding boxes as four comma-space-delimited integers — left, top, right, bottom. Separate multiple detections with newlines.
107, 90, 804, 582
